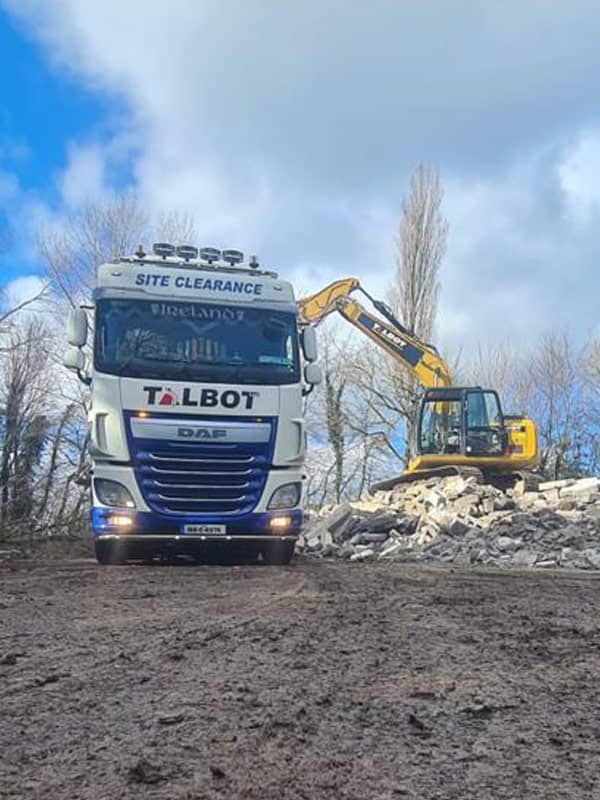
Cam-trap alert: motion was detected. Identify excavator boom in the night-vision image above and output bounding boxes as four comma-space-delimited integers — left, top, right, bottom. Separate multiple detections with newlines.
298, 279, 453, 388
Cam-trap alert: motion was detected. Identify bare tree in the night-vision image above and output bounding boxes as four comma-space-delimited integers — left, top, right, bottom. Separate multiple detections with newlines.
38, 194, 149, 305
155, 211, 198, 245
0, 314, 91, 542
525, 332, 585, 479
581, 337, 600, 474
323, 342, 346, 504
356, 164, 448, 464
391, 164, 447, 339
0, 286, 50, 334
303, 325, 401, 506
304, 328, 347, 505
459, 341, 530, 417
0, 319, 50, 527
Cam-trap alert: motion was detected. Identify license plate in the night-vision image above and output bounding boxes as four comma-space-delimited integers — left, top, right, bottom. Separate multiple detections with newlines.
184, 524, 226, 535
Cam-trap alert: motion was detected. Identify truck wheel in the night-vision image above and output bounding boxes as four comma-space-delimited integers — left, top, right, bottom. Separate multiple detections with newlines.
94, 540, 126, 565
261, 540, 295, 566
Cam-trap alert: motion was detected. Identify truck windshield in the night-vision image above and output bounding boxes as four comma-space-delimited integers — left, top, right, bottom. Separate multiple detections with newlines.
95, 299, 300, 385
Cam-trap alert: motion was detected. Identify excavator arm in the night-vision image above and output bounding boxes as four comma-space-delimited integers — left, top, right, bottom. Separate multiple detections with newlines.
297, 278, 452, 388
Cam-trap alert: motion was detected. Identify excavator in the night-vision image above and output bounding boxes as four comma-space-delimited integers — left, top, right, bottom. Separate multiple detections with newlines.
298, 278, 538, 491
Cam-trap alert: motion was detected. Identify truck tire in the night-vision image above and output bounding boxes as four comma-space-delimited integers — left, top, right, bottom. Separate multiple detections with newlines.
261, 540, 295, 566
94, 540, 126, 565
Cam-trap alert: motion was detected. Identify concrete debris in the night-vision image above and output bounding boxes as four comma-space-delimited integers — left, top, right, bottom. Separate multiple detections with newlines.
0, 549, 23, 561
301, 475, 600, 570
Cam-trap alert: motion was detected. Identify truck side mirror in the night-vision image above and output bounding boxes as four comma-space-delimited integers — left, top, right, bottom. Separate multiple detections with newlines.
67, 308, 88, 347
304, 362, 322, 386
64, 346, 85, 372
301, 326, 318, 362
64, 347, 91, 385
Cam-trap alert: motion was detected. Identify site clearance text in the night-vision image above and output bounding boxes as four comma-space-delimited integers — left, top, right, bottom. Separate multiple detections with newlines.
135, 272, 264, 296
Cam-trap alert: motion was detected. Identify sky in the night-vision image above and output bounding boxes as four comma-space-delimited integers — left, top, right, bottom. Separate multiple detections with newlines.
1, 0, 599, 352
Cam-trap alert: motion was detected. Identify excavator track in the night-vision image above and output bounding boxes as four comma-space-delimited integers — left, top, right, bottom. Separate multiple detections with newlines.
369, 467, 541, 495
368, 466, 484, 494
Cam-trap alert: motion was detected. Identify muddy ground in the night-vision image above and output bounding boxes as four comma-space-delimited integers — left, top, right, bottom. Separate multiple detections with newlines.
1, 558, 600, 800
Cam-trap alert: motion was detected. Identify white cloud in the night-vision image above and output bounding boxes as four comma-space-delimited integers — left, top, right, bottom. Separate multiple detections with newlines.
59, 142, 108, 209
558, 130, 600, 226
3, 275, 45, 309
2, 0, 600, 355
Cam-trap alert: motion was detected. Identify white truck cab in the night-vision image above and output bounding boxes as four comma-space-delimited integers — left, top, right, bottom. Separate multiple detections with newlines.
64, 244, 320, 564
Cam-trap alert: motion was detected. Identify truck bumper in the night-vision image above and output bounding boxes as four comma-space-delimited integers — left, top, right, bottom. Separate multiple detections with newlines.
94, 532, 297, 562
91, 508, 303, 538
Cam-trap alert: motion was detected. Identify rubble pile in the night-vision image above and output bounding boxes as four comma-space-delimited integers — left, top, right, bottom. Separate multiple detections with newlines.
300, 476, 600, 569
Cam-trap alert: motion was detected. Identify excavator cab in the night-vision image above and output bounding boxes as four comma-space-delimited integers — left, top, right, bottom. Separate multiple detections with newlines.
405, 385, 538, 483
417, 387, 507, 459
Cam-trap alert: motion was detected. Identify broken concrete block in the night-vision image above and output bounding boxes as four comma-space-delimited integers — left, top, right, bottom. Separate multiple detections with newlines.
323, 504, 354, 533
365, 511, 400, 532
378, 540, 408, 559
511, 549, 538, 568
350, 548, 375, 562
583, 549, 600, 570
494, 536, 522, 553
448, 519, 472, 538
338, 543, 356, 559
356, 532, 389, 544
560, 477, 599, 497
452, 494, 480, 515
422, 489, 446, 509
493, 495, 516, 511
441, 475, 477, 499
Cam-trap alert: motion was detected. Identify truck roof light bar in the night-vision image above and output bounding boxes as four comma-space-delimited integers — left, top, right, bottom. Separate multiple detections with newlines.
153, 242, 175, 258
222, 249, 244, 266
200, 247, 221, 264
176, 245, 199, 261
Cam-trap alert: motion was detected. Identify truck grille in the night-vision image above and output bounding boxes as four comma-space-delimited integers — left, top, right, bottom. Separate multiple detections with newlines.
127, 414, 275, 517
136, 449, 267, 515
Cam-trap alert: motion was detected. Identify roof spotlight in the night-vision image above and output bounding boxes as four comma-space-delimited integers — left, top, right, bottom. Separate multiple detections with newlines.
199, 247, 221, 264
222, 249, 244, 266
176, 244, 199, 261
249, 255, 260, 269
153, 242, 175, 259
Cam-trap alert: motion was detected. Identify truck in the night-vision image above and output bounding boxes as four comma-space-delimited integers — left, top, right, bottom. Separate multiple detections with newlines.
64, 243, 322, 565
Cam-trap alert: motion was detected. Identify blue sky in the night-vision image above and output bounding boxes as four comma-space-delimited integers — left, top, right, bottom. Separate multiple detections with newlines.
1, 1, 599, 351
0, 11, 116, 255
1, 13, 100, 196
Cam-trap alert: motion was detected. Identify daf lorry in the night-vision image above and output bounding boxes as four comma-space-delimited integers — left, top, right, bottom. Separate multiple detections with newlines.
64, 244, 321, 565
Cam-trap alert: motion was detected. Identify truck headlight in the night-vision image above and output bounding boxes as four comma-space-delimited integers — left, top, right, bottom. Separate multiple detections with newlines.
94, 479, 136, 508
268, 482, 301, 509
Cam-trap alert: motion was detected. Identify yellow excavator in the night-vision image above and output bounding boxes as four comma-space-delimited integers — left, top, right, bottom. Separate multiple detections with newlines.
298, 278, 538, 491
